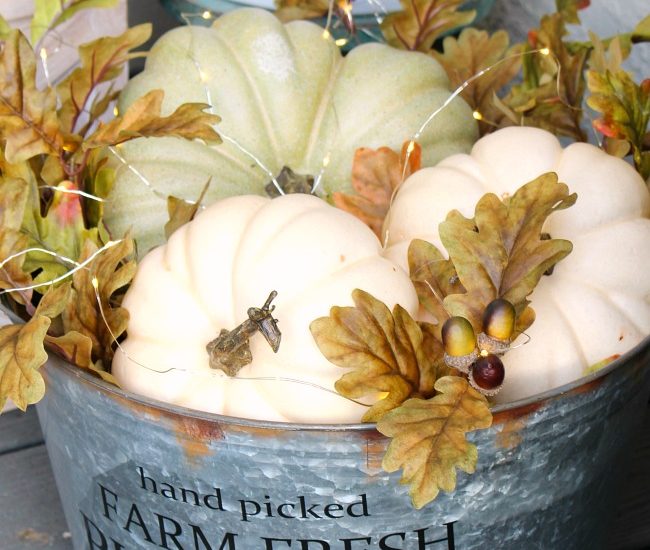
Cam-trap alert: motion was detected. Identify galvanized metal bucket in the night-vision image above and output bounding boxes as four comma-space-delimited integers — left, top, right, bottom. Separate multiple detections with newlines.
36, 337, 650, 550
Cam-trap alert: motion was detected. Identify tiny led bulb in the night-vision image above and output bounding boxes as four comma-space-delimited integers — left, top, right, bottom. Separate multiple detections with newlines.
39, 48, 48, 62
322, 29, 332, 40
202, 10, 212, 19
472, 110, 483, 121
540, 47, 551, 56
322, 152, 331, 167
406, 140, 416, 154
335, 38, 348, 47
113, 106, 119, 117
91, 277, 99, 290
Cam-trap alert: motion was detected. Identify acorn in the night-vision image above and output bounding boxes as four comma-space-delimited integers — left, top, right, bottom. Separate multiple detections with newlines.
469, 353, 505, 396
442, 316, 478, 373
478, 298, 516, 355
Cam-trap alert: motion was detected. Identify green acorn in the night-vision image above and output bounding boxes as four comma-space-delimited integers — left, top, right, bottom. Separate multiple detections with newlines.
442, 316, 478, 373
478, 298, 516, 355
483, 298, 516, 341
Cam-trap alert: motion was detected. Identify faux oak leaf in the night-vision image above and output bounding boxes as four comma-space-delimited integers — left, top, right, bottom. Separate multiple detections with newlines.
439, 172, 575, 333
83, 89, 221, 149
0, 317, 50, 411
57, 24, 151, 136
588, 33, 626, 74
45, 330, 117, 384
274, 0, 329, 22
419, 322, 454, 384
32, 0, 119, 44
378, 376, 492, 508
408, 238, 463, 330
310, 289, 437, 422
500, 13, 590, 141
632, 15, 650, 44
433, 28, 522, 135
555, 0, 590, 25
0, 178, 32, 305
33, 282, 115, 381
587, 70, 650, 181
83, 151, 116, 228
0, 30, 62, 163
580, 15, 650, 67
0, 14, 10, 38
20, 177, 100, 289
45, 331, 92, 368
165, 180, 211, 240
381, 0, 475, 52
62, 237, 136, 363
0, 282, 74, 411
34, 281, 73, 318
333, 141, 421, 238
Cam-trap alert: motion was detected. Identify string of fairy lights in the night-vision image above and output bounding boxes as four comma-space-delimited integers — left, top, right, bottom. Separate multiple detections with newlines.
0, 0, 579, 402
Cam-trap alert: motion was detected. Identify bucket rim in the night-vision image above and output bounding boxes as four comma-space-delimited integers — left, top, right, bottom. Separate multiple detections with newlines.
42, 334, 650, 432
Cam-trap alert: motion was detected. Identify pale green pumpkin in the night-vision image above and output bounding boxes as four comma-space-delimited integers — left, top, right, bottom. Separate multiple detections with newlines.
106, 8, 477, 255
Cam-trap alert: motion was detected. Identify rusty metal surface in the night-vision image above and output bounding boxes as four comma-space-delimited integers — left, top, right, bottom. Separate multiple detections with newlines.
36, 337, 650, 549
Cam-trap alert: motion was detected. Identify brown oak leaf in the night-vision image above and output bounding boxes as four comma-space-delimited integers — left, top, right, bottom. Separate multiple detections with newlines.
333, 141, 421, 238
0, 317, 50, 411
57, 24, 152, 136
165, 180, 211, 240
434, 28, 523, 135
407, 238, 463, 331
0, 30, 62, 163
83, 89, 221, 150
0, 178, 32, 305
498, 13, 590, 141
381, 0, 475, 52
378, 376, 492, 508
274, 0, 329, 22
439, 172, 575, 333
310, 289, 437, 422
62, 237, 136, 364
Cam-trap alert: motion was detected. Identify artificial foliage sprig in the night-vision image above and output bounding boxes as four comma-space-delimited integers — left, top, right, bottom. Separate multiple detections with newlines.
0, 10, 222, 411
311, 174, 576, 507
378, 0, 649, 179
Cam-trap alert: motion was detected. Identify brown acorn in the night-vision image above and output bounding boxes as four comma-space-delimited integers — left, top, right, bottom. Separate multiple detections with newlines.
442, 316, 478, 373
469, 354, 505, 396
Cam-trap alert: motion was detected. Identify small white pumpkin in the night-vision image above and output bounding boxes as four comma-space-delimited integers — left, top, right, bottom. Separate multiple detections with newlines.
106, 8, 476, 255
384, 127, 650, 403
113, 193, 418, 423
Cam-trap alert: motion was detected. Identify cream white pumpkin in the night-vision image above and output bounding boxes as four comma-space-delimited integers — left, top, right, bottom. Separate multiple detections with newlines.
106, 8, 476, 255
113, 193, 418, 423
384, 126, 650, 403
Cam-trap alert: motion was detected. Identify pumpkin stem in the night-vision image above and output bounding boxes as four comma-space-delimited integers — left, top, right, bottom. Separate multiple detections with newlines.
206, 291, 282, 376
266, 166, 315, 197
